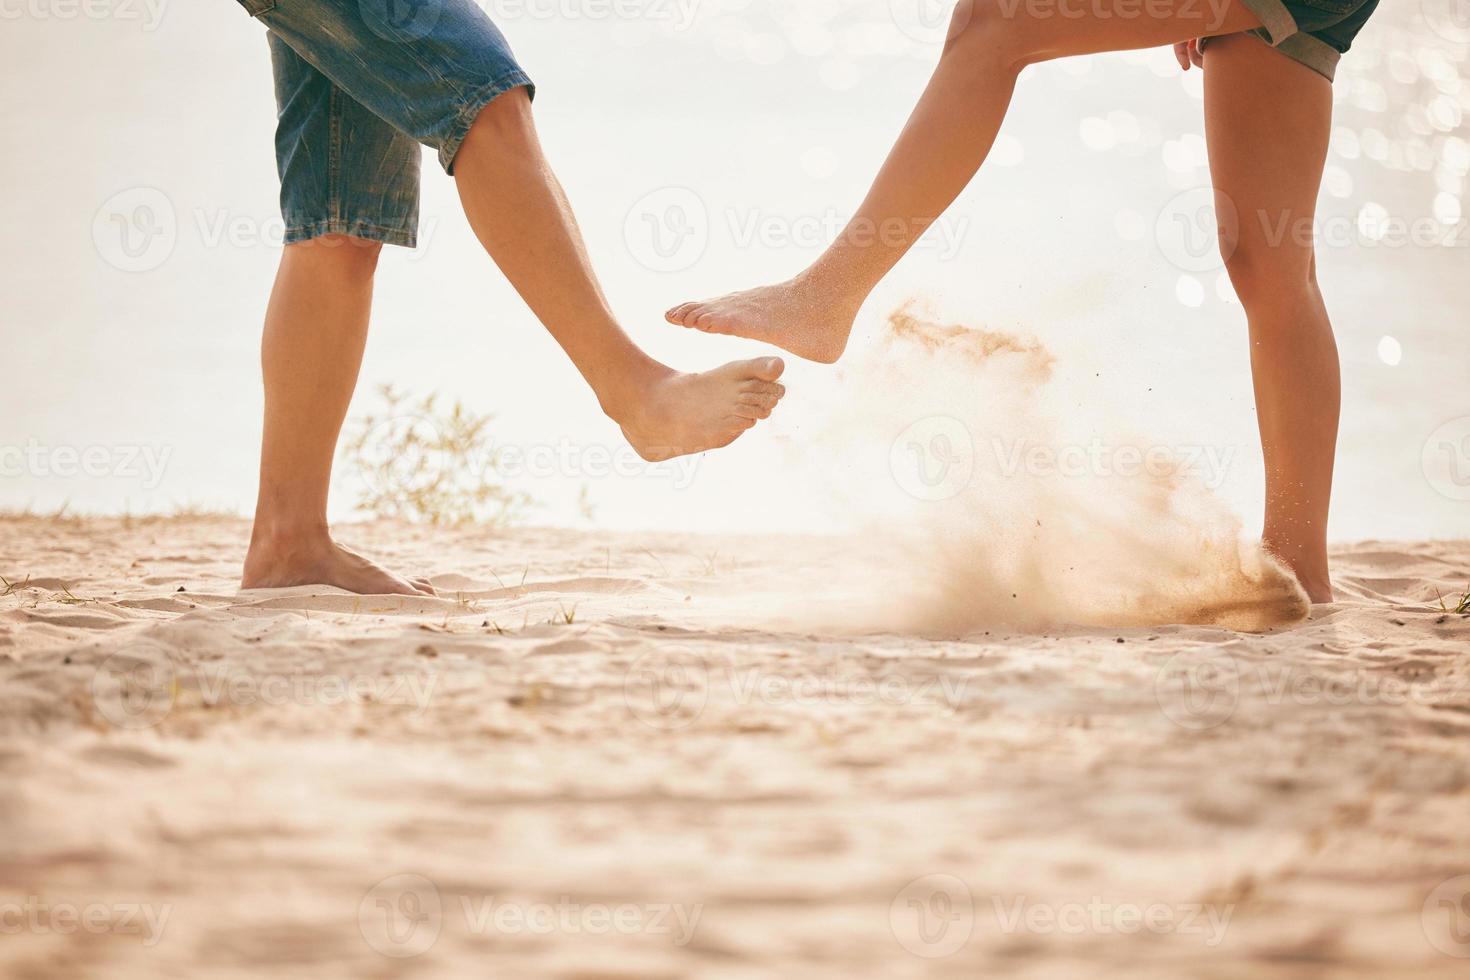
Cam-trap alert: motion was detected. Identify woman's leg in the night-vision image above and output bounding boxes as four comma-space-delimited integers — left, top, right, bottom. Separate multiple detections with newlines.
1203, 35, 1337, 602
243, 237, 437, 596
666, 0, 1262, 362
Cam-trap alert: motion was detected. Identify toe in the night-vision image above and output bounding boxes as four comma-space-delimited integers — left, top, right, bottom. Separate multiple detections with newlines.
735, 398, 774, 420
741, 380, 786, 399
744, 392, 780, 410
714, 358, 786, 390
752, 356, 785, 381
665, 303, 697, 325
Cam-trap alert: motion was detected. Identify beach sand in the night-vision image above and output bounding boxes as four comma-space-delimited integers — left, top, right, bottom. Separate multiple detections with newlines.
1, 514, 1468, 978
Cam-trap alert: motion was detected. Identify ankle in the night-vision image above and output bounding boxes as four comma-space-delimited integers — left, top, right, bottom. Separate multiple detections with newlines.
590, 356, 675, 426
802, 252, 877, 310
793, 263, 847, 304
1300, 581, 1333, 604
1289, 566, 1333, 603
1263, 541, 1331, 602
248, 519, 333, 557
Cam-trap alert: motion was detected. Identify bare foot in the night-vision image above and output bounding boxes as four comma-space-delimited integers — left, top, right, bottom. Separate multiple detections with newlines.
242, 532, 435, 597
608, 357, 786, 462
665, 273, 861, 365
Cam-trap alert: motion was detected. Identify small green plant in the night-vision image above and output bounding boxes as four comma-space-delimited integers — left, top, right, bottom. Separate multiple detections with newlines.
1438, 586, 1470, 615
342, 385, 530, 526
641, 549, 668, 577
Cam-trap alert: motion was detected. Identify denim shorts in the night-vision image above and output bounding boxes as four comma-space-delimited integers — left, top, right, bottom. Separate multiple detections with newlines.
1203, 0, 1379, 81
234, 0, 535, 247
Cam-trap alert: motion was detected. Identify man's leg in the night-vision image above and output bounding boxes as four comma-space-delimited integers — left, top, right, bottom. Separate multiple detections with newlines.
451, 90, 785, 462
1203, 35, 1337, 602
666, 0, 1262, 362
258, 0, 787, 461
242, 236, 435, 596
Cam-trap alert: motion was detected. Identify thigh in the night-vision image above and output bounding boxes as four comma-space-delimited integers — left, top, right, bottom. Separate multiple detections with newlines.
1202, 34, 1333, 278
240, 0, 533, 173
269, 33, 422, 246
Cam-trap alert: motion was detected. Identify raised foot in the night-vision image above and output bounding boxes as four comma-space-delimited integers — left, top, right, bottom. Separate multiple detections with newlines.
615, 357, 787, 462
242, 533, 435, 597
665, 277, 860, 365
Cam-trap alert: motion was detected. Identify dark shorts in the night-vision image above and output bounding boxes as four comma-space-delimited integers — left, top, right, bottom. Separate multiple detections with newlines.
234, 0, 535, 248
1203, 0, 1380, 81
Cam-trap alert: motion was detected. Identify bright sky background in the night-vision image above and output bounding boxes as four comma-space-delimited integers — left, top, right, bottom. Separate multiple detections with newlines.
2, 0, 1467, 540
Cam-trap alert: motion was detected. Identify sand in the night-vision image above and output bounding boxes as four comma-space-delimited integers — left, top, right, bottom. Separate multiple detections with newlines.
1, 513, 1468, 978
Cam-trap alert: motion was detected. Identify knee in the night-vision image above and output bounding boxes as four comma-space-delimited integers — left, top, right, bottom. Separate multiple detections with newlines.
944, 0, 1045, 71
460, 86, 535, 156
284, 235, 383, 283
1220, 240, 1318, 311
